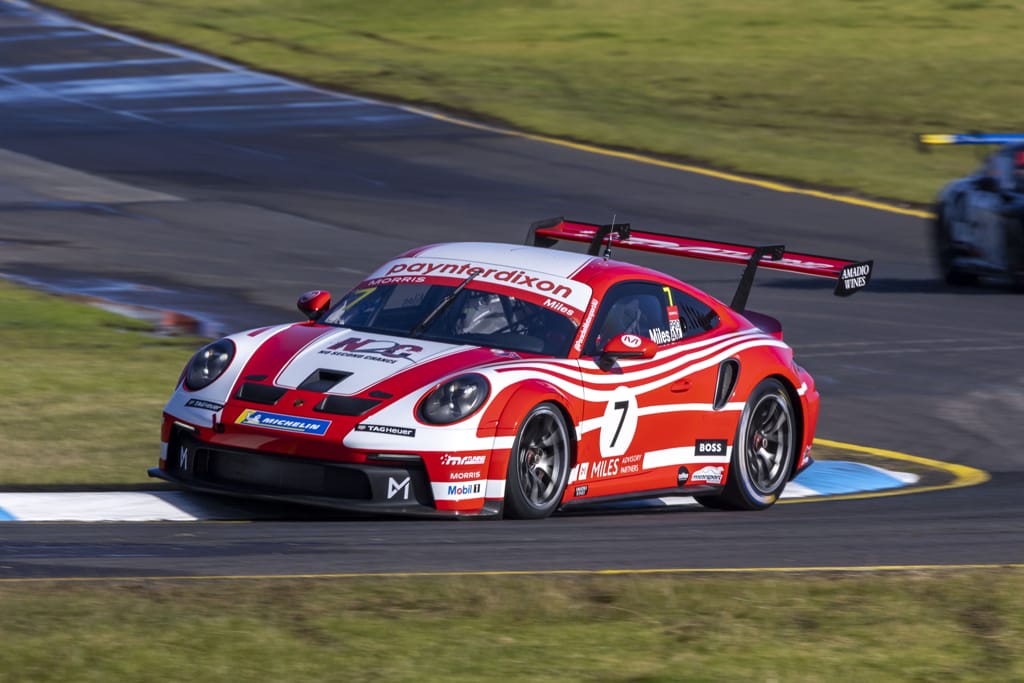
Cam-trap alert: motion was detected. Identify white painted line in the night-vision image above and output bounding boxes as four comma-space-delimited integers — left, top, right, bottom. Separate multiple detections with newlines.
0, 461, 920, 521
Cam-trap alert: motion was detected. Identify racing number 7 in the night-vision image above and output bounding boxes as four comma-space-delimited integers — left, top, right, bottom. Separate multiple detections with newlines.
609, 400, 629, 448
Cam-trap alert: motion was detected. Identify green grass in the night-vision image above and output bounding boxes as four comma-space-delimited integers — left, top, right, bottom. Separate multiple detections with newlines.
37, 0, 1024, 204
2, 571, 1023, 682
0, 280, 200, 485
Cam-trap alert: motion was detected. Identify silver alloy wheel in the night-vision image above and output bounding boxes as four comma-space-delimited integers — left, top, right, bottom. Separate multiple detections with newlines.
741, 391, 794, 494
513, 406, 569, 511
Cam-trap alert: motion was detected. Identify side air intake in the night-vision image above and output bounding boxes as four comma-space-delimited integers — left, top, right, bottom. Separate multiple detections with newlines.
714, 359, 740, 410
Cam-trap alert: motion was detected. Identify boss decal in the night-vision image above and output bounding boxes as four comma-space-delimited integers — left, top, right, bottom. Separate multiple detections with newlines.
185, 398, 223, 411
355, 423, 416, 438
236, 409, 331, 436
695, 439, 728, 456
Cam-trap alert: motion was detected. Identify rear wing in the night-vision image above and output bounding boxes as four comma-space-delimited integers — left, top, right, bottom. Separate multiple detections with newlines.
526, 218, 872, 312
917, 133, 1024, 149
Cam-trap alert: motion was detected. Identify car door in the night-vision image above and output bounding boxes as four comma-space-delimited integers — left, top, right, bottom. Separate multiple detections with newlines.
573, 280, 724, 496
970, 153, 1014, 269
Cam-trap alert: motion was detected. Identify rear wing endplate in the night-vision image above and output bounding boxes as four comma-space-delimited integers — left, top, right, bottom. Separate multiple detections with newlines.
917, 133, 1024, 149
526, 218, 872, 312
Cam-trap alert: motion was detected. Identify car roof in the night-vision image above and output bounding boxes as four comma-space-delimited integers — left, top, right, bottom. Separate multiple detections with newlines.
407, 241, 681, 288
411, 242, 595, 278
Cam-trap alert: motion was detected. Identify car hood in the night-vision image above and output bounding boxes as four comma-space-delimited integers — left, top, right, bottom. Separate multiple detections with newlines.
242, 323, 521, 395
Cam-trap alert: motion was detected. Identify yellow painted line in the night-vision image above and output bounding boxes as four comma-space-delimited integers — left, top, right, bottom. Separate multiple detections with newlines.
404, 106, 935, 219
1, 564, 1021, 584
779, 437, 990, 504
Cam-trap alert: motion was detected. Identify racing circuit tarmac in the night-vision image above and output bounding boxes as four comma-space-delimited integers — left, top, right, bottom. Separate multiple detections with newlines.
0, 0, 1023, 578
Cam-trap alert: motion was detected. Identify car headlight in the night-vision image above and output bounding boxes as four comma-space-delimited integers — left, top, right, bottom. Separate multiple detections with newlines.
419, 374, 489, 424
183, 339, 235, 391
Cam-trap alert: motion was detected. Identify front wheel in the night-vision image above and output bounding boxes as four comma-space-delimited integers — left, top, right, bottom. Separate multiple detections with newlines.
504, 403, 571, 519
696, 378, 797, 511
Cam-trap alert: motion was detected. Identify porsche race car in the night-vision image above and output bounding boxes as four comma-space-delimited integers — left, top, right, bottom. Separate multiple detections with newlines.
151, 219, 872, 518
918, 133, 1024, 287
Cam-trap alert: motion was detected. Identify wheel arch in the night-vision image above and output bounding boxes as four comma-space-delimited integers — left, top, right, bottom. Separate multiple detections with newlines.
485, 380, 579, 483
766, 372, 806, 481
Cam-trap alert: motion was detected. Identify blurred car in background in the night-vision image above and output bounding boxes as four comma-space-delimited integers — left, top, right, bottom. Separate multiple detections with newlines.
918, 133, 1024, 288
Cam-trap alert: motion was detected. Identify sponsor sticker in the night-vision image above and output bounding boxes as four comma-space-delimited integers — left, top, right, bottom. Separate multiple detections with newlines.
573, 297, 600, 353
371, 258, 592, 317
447, 483, 482, 496
185, 398, 223, 411
235, 409, 331, 436
690, 465, 725, 485
441, 454, 486, 466
677, 467, 689, 486
574, 485, 588, 497
695, 439, 728, 456
387, 476, 411, 500
355, 423, 416, 438
620, 334, 642, 348
319, 337, 423, 364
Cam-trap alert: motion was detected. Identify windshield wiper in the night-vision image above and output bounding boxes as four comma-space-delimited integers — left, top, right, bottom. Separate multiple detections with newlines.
409, 268, 483, 338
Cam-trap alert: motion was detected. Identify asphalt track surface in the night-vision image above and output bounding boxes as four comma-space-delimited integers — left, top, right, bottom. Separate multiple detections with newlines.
1, 0, 1022, 578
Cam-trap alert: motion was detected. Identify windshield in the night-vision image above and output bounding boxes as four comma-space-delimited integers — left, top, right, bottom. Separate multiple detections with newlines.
322, 282, 579, 356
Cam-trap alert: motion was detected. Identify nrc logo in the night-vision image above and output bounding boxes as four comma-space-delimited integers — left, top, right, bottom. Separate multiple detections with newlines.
325, 337, 423, 359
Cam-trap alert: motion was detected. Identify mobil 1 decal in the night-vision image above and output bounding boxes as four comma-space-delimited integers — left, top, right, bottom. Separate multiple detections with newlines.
599, 386, 639, 458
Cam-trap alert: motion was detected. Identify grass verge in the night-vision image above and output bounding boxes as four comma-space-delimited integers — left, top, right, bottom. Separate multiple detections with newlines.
0, 279, 200, 485
36, 0, 1024, 205
3, 571, 1023, 682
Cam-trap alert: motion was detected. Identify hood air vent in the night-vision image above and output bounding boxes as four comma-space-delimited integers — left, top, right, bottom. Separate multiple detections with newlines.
298, 369, 352, 393
314, 396, 382, 416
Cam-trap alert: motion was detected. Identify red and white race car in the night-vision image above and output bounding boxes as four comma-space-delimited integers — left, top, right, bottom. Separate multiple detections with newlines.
151, 219, 872, 518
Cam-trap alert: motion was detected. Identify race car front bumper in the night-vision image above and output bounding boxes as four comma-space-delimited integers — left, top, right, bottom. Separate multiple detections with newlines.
151, 423, 503, 518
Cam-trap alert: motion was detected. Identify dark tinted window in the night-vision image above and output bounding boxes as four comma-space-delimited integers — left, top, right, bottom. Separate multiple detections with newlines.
323, 282, 578, 356
584, 282, 719, 355
668, 287, 719, 339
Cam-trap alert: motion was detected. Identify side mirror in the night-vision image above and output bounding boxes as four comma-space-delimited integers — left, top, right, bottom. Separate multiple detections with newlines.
297, 290, 331, 322
597, 334, 657, 371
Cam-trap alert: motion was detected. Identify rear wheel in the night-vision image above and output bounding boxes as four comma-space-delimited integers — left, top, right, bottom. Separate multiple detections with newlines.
696, 378, 796, 511
504, 403, 570, 519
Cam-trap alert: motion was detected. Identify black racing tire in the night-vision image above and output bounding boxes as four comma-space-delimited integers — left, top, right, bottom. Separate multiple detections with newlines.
935, 205, 978, 287
696, 378, 797, 511
503, 402, 571, 520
